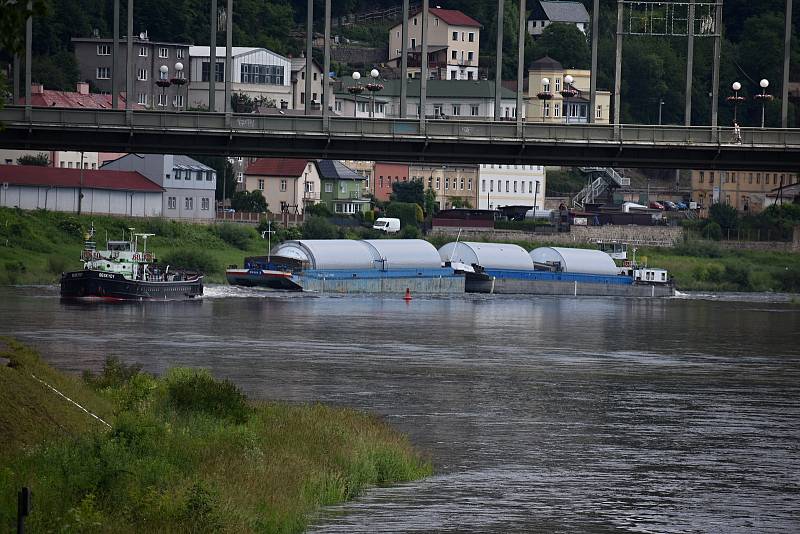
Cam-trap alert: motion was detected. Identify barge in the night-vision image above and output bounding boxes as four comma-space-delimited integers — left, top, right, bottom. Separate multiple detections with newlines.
226, 239, 464, 295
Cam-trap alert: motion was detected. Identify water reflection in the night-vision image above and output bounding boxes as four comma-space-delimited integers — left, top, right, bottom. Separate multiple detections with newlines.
1, 286, 799, 533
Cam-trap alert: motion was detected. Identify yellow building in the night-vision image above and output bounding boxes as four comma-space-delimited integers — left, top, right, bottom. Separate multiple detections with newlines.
526, 56, 610, 124
691, 169, 799, 214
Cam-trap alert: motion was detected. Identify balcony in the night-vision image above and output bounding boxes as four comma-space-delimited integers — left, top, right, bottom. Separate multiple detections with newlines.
453, 58, 476, 67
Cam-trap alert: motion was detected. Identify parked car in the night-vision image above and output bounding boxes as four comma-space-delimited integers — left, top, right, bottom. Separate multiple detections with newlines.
662, 201, 678, 211
675, 201, 688, 210
648, 201, 665, 210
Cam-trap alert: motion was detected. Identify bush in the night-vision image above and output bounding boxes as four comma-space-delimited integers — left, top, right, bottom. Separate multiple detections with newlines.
363, 210, 375, 224
159, 249, 219, 274
302, 216, 338, 239
46, 255, 69, 274
672, 240, 722, 258
777, 267, 800, 293
709, 203, 738, 230
398, 226, 420, 239
305, 203, 332, 217
385, 202, 419, 229
213, 223, 257, 250
723, 262, 752, 290
703, 221, 722, 241
164, 368, 251, 424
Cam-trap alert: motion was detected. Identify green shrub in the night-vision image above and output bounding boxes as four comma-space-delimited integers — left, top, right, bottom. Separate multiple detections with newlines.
305, 203, 332, 217
673, 240, 722, 258
56, 216, 83, 238
398, 226, 420, 239
703, 221, 722, 241
385, 202, 419, 229
159, 249, 219, 274
776, 267, 800, 293
47, 255, 69, 274
213, 223, 257, 250
723, 262, 752, 290
302, 216, 338, 239
164, 368, 251, 424
363, 210, 375, 224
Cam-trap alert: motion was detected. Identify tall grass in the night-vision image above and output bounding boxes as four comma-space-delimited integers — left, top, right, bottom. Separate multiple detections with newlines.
0, 343, 431, 532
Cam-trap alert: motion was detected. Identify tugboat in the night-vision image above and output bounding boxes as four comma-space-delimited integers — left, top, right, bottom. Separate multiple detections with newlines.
60, 225, 203, 301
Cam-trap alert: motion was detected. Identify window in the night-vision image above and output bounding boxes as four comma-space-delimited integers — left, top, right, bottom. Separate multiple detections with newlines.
596, 105, 602, 119
543, 80, 551, 92
138, 46, 148, 57
280, 179, 287, 191
168, 197, 176, 209
709, 172, 715, 184
241, 64, 285, 85
97, 44, 111, 56
312, 92, 317, 103
436, 176, 440, 190
176, 49, 184, 59
460, 178, 465, 190
173, 95, 184, 108
335, 100, 342, 112
201, 62, 225, 82
482, 179, 486, 191
305, 180, 314, 193
555, 78, 561, 92
339, 182, 347, 194
554, 105, 561, 118
358, 102, 367, 113
452, 31, 458, 41
413, 17, 418, 26
185, 197, 193, 210
468, 32, 475, 42
313, 72, 317, 81
159, 68, 169, 80
544, 102, 550, 117
506, 180, 510, 192
411, 38, 416, 49
96, 67, 110, 79
137, 68, 148, 81
468, 179, 472, 191
137, 93, 147, 105
461, 32, 465, 41
452, 104, 461, 116
749, 173, 753, 184
471, 104, 479, 116
195, 171, 202, 181
157, 94, 166, 107
376, 103, 385, 114
513, 181, 518, 193
468, 51, 474, 62
699, 171, 704, 183
158, 47, 168, 58
258, 179, 265, 190
206, 171, 213, 181
756, 173, 761, 184
445, 177, 449, 190
68, 162, 73, 168
201, 198, 210, 210
325, 183, 333, 193
490, 180, 494, 192
451, 50, 458, 60
433, 104, 443, 117
236, 172, 243, 183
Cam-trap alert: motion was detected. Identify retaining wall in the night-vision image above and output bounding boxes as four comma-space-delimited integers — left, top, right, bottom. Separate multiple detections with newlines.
431, 225, 684, 247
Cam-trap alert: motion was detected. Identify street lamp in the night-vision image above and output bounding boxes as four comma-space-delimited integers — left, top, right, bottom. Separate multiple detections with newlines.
366, 68, 383, 119
347, 71, 364, 118
536, 77, 553, 122
727, 81, 745, 123
753, 78, 773, 129
560, 74, 577, 124
156, 65, 171, 108
170, 62, 187, 111
658, 98, 665, 125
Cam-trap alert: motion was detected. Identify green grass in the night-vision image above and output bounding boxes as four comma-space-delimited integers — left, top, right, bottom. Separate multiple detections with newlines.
0, 341, 432, 532
0, 208, 269, 284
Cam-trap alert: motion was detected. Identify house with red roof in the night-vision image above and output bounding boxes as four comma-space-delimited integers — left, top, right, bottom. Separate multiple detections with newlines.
388, 7, 482, 80
243, 158, 320, 214
0, 165, 164, 217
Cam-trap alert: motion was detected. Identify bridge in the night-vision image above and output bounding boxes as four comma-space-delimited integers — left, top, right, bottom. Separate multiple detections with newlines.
2, 107, 799, 171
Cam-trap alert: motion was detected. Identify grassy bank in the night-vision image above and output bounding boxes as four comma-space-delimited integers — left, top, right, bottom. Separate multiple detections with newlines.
0, 207, 269, 284
0, 340, 431, 532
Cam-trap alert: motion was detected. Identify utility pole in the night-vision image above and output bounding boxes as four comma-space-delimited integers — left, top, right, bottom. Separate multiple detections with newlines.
589, 0, 599, 124
685, 0, 695, 127
210, 0, 217, 112
494, 0, 504, 121
781, 0, 793, 128
304, 0, 312, 115
400, 0, 409, 117
515, 0, 525, 136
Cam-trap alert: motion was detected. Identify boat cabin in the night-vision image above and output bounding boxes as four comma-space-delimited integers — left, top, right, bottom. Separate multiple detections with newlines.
634, 268, 670, 284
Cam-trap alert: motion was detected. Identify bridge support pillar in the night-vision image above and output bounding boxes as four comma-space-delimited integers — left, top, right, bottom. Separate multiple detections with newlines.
685, 0, 695, 127
782, 0, 793, 128
494, 0, 504, 121
210, 0, 217, 112
613, 0, 623, 138
322, 0, 331, 131
224, 0, 232, 126
420, 0, 428, 134
112, 0, 119, 110
125, 0, 133, 124
400, 0, 409, 118
25, 1, 32, 121
516, 0, 525, 137
304, 0, 312, 115
710, 1, 723, 140
589, 0, 599, 124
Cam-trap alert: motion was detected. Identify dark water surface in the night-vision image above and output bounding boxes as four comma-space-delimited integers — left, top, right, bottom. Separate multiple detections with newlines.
2, 286, 799, 533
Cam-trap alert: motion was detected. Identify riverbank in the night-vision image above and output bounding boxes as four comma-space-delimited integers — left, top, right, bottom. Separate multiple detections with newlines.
0, 340, 432, 532
0, 207, 267, 284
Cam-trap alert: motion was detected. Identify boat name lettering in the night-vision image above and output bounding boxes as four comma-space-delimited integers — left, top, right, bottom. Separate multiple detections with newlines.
71, 272, 84, 278
98, 272, 115, 279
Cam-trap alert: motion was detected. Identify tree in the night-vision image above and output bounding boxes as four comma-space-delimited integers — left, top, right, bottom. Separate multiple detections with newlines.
385, 202, 420, 229
17, 153, 50, 166
390, 179, 424, 206
424, 187, 438, 216
709, 203, 739, 231
532, 23, 591, 69
231, 190, 267, 213
302, 216, 338, 239
230, 92, 274, 113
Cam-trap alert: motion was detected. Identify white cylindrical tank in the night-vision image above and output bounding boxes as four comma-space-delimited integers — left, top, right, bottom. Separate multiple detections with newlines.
271, 240, 375, 270
524, 208, 554, 220
530, 247, 619, 275
438, 241, 534, 270
362, 239, 442, 269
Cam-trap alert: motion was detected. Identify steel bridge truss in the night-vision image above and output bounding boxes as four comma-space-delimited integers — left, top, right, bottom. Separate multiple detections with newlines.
622, 1, 722, 37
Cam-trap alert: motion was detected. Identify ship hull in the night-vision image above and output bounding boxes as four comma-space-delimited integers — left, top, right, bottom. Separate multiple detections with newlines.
225, 269, 301, 290
465, 270, 675, 297
60, 270, 203, 301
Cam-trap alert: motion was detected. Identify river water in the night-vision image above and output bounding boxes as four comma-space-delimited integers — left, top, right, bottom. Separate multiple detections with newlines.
2, 286, 799, 533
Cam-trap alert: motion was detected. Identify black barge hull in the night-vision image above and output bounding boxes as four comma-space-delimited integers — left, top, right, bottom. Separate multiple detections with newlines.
60, 270, 203, 301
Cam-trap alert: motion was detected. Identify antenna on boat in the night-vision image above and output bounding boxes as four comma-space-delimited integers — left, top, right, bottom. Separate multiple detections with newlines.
261, 220, 275, 264
448, 228, 463, 264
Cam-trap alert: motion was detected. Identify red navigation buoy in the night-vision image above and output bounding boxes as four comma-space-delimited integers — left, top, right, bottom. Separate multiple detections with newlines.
403, 288, 412, 301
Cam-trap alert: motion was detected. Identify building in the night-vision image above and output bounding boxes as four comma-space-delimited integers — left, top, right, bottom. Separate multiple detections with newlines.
101, 154, 216, 220
72, 34, 189, 110
333, 92, 389, 118
478, 164, 546, 210
243, 158, 320, 214
388, 7, 482, 81
373, 162, 410, 202
317, 160, 370, 214
188, 46, 292, 111
0, 165, 163, 216
340, 160, 374, 195
360, 79, 520, 120
409, 163, 479, 210
528, 1, 590, 37
691, 169, 799, 214
526, 56, 610, 124
289, 57, 325, 111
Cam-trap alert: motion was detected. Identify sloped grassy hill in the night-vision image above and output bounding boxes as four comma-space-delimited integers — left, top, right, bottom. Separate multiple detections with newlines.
0, 340, 432, 532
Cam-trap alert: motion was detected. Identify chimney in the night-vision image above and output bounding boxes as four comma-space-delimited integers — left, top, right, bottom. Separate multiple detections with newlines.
31, 83, 44, 95
76, 82, 90, 95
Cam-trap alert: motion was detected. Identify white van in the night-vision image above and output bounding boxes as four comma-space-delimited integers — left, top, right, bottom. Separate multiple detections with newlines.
372, 217, 401, 233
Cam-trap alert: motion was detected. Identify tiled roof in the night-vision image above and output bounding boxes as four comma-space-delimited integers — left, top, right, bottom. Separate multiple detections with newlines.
529, 56, 564, 71
316, 160, 363, 181
534, 1, 590, 24
429, 8, 482, 28
17, 91, 143, 110
244, 158, 309, 177
0, 165, 164, 192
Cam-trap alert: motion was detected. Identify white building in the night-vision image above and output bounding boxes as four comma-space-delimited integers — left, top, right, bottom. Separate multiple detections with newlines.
528, 1, 590, 37
188, 46, 292, 111
101, 154, 216, 220
0, 165, 163, 216
478, 164, 546, 210
290, 57, 327, 111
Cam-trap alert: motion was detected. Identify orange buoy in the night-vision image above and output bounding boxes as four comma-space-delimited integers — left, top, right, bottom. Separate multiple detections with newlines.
403, 288, 412, 301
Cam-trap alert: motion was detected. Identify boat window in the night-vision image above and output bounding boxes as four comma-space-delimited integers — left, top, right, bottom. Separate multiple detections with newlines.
108, 241, 131, 251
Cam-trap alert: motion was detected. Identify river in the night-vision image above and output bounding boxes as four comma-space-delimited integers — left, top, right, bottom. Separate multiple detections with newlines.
2, 286, 799, 533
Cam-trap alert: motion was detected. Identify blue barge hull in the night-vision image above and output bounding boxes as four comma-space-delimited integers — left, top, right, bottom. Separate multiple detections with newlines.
467, 269, 674, 297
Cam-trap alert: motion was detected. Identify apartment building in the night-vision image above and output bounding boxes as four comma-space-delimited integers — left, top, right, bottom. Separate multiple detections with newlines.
409, 164, 479, 210
691, 169, 799, 214
478, 164, 547, 210
72, 34, 189, 110
526, 56, 610, 124
243, 158, 320, 214
388, 7, 482, 80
